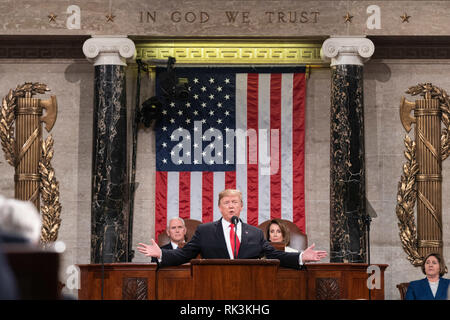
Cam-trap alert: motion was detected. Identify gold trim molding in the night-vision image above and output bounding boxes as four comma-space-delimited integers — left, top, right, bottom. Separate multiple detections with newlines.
135, 40, 325, 65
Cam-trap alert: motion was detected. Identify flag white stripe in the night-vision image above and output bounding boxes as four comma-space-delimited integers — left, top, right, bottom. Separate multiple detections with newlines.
190, 172, 203, 221
213, 172, 225, 221
258, 74, 271, 224
235, 73, 248, 223
167, 172, 179, 226
281, 73, 294, 221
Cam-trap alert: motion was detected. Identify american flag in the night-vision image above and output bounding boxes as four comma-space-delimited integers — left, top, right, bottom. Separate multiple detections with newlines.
154, 67, 306, 240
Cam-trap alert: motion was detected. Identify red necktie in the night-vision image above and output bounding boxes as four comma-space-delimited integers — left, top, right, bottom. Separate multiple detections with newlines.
229, 224, 240, 258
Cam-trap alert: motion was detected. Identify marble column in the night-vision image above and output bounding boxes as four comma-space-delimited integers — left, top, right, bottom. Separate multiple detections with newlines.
321, 36, 375, 263
83, 36, 136, 263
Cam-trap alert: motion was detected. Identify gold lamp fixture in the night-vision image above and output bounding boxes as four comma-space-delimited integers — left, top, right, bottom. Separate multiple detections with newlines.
0, 83, 61, 243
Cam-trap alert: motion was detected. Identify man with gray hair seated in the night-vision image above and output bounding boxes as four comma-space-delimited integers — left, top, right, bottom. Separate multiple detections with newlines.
0, 195, 41, 244
151, 217, 187, 263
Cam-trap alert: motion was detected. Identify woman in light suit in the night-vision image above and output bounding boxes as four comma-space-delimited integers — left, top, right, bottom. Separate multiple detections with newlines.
405, 252, 450, 300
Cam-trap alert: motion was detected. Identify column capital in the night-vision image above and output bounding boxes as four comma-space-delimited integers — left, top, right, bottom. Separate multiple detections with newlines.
321, 36, 374, 66
82, 35, 136, 66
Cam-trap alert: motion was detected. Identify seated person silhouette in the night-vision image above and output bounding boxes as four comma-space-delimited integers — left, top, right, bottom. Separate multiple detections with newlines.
151, 217, 186, 263
266, 219, 299, 253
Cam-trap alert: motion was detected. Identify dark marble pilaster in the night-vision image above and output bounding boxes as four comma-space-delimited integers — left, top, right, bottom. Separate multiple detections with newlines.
322, 37, 375, 263
91, 64, 128, 263
83, 36, 136, 263
330, 64, 366, 263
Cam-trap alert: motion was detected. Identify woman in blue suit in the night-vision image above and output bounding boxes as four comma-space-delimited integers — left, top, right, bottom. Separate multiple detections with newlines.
405, 252, 450, 300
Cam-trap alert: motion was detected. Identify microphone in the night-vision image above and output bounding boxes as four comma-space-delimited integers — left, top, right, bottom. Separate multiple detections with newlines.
231, 216, 239, 259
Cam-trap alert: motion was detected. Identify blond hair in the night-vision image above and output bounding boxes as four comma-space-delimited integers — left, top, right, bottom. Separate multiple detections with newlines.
218, 189, 243, 206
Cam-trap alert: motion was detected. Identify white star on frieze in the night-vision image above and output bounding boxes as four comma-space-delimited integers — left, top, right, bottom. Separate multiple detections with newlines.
193, 94, 199, 100
186, 151, 191, 156
162, 126, 167, 131
225, 160, 230, 164
193, 110, 199, 116
194, 159, 199, 164
170, 118, 175, 124
170, 134, 175, 140
209, 111, 214, 116
193, 78, 199, 84
186, 135, 191, 140
209, 94, 214, 100
209, 128, 214, 132
162, 142, 167, 148
217, 119, 222, 124
224, 111, 230, 116
201, 102, 207, 108
217, 136, 222, 141
217, 102, 222, 108
225, 143, 230, 149
225, 127, 230, 132
202, 119, 206, 124
185, 118, 191, 124
201, 86, 207, 92
177, 143, 183, 148
162, 110, 167, 115
209, 144, 214, 149
170, 150, 175, 156
225, 78, 230, 84
209, 78, 215, 84
170, 102, 176, 107
186, 102, 191, 107
224, 95, 230, 100
194, 126, 199, 132
178, 127, 183, 131
178, 110, 183, 116
202, 135, 206, 141
202, 151, 206, 156
209, 160, 214, 164
162, 158, 167, 163
218, 151, 222, 156
178, 159, 183, 164
194, 143, 199, 148
217, 86, 223, 92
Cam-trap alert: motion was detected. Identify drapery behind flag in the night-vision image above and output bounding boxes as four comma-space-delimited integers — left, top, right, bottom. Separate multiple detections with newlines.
154, 67, 306, 241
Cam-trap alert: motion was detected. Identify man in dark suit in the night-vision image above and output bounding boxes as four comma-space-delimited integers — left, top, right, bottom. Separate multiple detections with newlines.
150, 217, 187, 263
138, 189, 327, 268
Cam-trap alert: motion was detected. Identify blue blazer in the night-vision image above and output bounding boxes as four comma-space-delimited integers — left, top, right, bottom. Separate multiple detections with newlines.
405, 278, 450, 300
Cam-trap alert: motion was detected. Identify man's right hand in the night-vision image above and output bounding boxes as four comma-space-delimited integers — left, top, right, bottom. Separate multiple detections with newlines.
137, 239, 162, 259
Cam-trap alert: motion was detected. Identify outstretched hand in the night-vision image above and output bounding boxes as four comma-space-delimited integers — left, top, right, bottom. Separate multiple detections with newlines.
137, 239, 162, 259
301, 243, 327, 262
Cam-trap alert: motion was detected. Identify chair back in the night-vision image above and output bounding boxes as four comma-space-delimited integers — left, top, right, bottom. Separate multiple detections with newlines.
396, 282, 410, 300
157, 218, 202, 247
258, 219, 307, 252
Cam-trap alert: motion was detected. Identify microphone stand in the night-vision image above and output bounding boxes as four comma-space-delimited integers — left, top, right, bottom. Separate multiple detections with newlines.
363, 213, 372, 301
234, 222, 237, 259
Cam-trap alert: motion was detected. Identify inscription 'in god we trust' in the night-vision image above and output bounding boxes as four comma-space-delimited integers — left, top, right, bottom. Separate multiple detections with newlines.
139, 11, 320, 24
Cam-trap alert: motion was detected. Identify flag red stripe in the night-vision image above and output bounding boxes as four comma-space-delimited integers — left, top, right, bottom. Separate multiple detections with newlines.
292, 73, 306, 233
246, 73, 259, 226
179, 172, 191, 220
202, 172, 214, 223
270, 73, 282, 220
155, 171, 168, 241
225, 171, 236, 189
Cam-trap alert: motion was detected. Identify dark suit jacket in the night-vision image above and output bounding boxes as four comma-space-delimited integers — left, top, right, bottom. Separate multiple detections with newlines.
160, 218, 301, 269
405, 278, 450, 300
151, 242, 173, 263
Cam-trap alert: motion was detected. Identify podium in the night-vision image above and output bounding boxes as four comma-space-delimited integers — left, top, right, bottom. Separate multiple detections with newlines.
191, 259, 279, 299
78, 261, 388, 300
